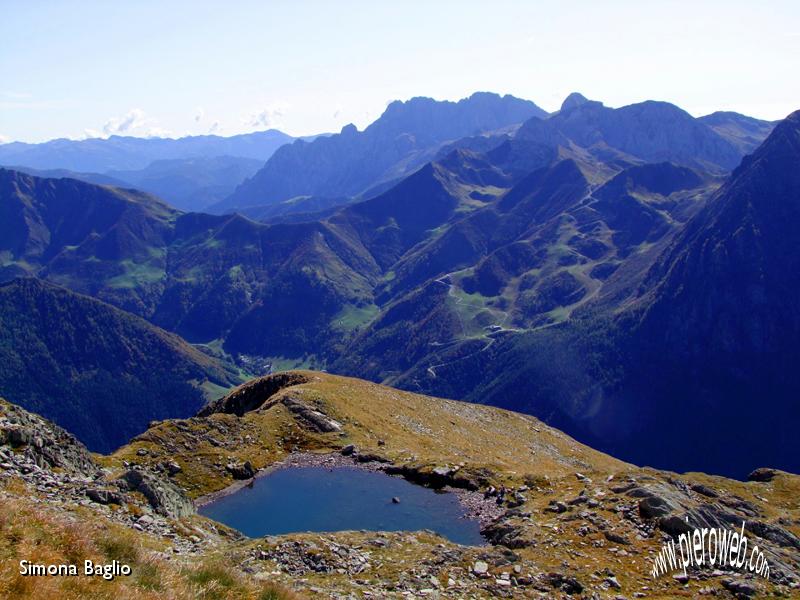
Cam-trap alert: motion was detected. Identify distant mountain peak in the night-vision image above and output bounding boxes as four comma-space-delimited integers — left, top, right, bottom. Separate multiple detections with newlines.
219, 92, 547, 210
560, 92, 592, 112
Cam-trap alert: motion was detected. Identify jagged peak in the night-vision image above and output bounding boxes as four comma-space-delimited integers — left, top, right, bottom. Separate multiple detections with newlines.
560, 92, 591, 112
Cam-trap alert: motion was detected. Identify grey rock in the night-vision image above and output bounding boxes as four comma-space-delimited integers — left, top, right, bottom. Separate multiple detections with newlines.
638, 496, 674, 519
543, 572, 583, 594
690, 483, 718, 498
747, 468, 777, 482
86, 488, 124, 505
165, 461, 182, 476
604, 530, 630, 545
226, 461, 256, 480
0, 401, 99, 477
659, 515, 692, 536
283, 396, 343, 433
117, 469, 194, 518
722, 579, 757, 597
545, 500, 568, 513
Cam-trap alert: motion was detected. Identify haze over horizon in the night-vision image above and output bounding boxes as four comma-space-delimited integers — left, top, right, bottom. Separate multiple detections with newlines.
1, 0, 799, 144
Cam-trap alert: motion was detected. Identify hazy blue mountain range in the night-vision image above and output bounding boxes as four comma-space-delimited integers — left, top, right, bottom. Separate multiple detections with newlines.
105, 156, 264, 211
216, 92, 547, 212
0, 129, 298, 172
0, 92, 791, 478
0, 129, 317, 212
8, 156, 265, 212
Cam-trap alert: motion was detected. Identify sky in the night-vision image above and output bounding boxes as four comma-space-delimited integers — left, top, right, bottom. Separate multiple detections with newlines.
1, 0, 798, 143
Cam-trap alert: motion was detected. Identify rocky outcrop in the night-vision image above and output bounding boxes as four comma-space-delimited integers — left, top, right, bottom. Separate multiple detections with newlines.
281, 395, 342, 433
86, 488, 125, 505
482, 510, 534, 549
198, 372, 311, 417
116, 469, 194, 518
226, 461, 256, 480
748, 468, 778, 482
0, 399, 99, 477
619, 478, 799, 584
198, 373, 344, 435
383, 463, 489, 491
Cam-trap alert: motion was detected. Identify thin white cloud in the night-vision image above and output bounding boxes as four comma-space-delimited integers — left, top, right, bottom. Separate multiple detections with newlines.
194, 106, 205, 123
245, 103, 288, 129
103, 108, 149, 136
97, 109, 172, 138
208, 121, 221, 134
0, 134, 11, 144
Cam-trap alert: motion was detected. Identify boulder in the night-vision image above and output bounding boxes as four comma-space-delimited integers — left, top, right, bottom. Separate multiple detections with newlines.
658, 515, 692, 536
543, 573, 583, 594
604, 530, 630, 545
282, 396, 342, 433
722, 579, 758, 597
748, 468, 777, 482
198, 372, 310, 416
86, 488, 125, 505
638, 496, 673, 519
226, 461, 256, 480
545, 500, 568, 514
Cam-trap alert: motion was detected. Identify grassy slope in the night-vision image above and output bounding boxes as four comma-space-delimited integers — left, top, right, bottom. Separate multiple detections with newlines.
0, 277, 241, 452
108, 371, 627, 499
103, 371, 800, 598
0, 484, 299, 600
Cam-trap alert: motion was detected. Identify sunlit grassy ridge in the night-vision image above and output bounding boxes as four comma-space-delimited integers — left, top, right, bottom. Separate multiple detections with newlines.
108, 370, 628, 499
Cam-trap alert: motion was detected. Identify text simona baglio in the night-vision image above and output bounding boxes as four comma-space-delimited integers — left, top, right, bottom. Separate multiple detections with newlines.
19, 560, 131, 581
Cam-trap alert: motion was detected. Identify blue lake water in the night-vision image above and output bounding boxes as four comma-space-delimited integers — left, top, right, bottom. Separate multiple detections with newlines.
198, 466, 485, 546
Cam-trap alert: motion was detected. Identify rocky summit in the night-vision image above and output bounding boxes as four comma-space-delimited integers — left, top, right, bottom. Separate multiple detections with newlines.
2, 372, 798, 598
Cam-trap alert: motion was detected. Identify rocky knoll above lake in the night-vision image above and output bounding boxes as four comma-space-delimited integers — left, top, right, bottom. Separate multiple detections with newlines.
2, 371, 796, 598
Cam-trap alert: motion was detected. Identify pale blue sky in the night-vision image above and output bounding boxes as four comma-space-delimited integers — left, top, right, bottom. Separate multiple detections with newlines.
1, 0, 798, 143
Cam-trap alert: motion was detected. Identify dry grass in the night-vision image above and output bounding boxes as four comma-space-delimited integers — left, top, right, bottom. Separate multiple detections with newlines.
99, 371, 798, 598
0, 494, 302, 600
106, 370, 628, 499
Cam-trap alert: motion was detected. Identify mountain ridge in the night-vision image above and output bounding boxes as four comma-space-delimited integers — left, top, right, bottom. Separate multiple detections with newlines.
0, 128, 300, 172
0, 277, 240, 451
216, 92, 546, 212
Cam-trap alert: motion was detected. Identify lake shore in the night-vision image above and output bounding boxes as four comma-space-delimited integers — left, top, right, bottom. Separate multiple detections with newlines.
195, 450, 505, 531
